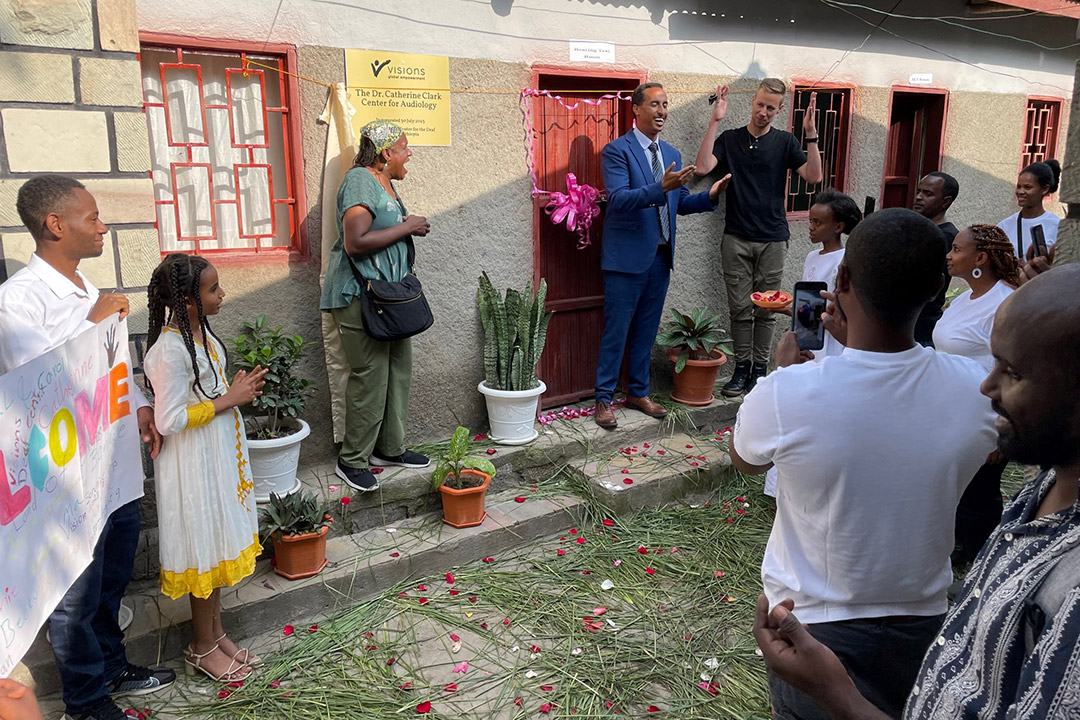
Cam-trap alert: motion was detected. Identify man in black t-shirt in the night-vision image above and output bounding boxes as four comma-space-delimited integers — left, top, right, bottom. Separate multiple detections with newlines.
912, 171, 960, 346
695, 79, 823, 396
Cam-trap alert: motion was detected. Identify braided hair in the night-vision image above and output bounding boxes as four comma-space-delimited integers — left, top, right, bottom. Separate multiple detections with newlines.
146, 253, 227, 399
968, 224, 1021, 287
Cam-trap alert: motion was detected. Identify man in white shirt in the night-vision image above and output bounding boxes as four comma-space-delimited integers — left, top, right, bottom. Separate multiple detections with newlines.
730, 208, 998, 720
0, 175, 171, 720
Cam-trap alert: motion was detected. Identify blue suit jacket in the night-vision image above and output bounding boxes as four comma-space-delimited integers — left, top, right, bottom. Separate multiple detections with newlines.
600, 132, 717, 274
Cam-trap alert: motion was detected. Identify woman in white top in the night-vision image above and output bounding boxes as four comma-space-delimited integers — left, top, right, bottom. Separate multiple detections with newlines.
997, 159, 1061, 259
934, 224, 1020, 565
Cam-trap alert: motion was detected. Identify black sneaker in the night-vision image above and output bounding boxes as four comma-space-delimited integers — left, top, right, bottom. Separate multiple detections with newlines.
107, 663, 176, 696
336, 461, 380, 492
370, 449, 430, 469
720, 361, 752, 397
745, 362, 768, 394
64, 697, 127, 720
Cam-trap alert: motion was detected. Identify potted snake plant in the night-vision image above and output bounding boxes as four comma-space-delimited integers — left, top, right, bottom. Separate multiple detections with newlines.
655, 307, 733, 406
260, 491, 332, 580
476, 272, 553, 445
431, 426, 498, 528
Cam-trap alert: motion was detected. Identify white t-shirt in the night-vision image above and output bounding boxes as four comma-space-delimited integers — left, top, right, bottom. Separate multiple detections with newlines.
764, 247, 846, 497
932, 281, 1014, 374
997, 210, 1060, 259
801, 247, 845, 360
734, 345, 997, 624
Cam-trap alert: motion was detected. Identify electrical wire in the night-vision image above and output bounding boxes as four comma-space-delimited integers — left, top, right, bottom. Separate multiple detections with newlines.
811, 0, 904, 89
828, 2, 1074, 94
820, 0, 1080, 50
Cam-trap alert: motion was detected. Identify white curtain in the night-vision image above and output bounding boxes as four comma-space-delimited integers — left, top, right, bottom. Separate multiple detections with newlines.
141, 49, 290, 252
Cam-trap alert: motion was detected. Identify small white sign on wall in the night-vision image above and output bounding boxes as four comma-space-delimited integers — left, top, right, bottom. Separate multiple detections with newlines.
908, 73, 934, 85
569, 40, 615, 64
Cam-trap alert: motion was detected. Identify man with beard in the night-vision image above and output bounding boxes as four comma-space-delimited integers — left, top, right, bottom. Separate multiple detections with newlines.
754, 263, 1080, 720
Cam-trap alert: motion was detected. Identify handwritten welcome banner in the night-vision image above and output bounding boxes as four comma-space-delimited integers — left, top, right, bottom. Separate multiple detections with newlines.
0, 317, 143, 677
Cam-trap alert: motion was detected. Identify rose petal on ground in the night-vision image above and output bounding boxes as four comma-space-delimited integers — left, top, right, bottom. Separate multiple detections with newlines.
308, 624, 318, 633
449, 633, 461, 642
540, 685, 553, 691
613, 559, 621, 567
602, 518, 615, 526
371, 467, 384, 474
416, 701, 432, 713
444, 683, 458, 692
479, 622, 488, 629
514, 697, 524, 706
418, 584, 428, 591
486, 448, 496, 455
217, 690, 231, 699
453, 661, 468, 673
399, 682, 413, 690
600, 579, 615, 590
483, 557, 494, 563
269, 680, 281, 689
514, 496, 526, 503
449, 589, 459, 595
637, 546, 648, 554
390, 552, 400, 558
645, 568, 656, 575
623, 478, 633, 485
399, 592, 409, 598
525, 670, 538, 679
419, 598, 429, 605
329, 485, 338, 492
704, 657, 720, 670
557, 549, 566, 556
503, 618, 511, 625
452, 640, 463, 653
387, 657, 396, 665
539, 703, 552, 713
340, 496, 351, 506
647, 706, 660, 713
282, 625, 294, 636
468, 596, 478, 602
576, 537, 585, 545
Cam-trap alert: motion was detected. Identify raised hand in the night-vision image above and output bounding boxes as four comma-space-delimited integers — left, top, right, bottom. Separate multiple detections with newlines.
661, 162, 697, 192
88, 293, 130, 323
711, 85, 729, 122
802, 91, 818, 136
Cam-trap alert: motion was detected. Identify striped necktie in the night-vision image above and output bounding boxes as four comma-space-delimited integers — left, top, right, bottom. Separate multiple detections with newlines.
649, 142, 670, 243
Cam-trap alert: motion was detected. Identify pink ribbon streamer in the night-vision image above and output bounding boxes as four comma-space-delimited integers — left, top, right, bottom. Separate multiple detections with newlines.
519, 88, 629, 248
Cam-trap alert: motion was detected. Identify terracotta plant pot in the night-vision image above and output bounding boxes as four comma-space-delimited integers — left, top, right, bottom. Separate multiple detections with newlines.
667, 348, 728, 406
271, 525, 329, 580
438, 469, 492, 528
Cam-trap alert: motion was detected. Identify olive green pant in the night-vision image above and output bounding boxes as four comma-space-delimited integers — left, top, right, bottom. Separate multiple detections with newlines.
332, 298, 412, 468
721, 234, 789, 364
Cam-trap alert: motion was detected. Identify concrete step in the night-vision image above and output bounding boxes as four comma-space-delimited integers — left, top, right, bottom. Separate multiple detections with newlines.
579, 431, 735, 514
24, 396, 743, 698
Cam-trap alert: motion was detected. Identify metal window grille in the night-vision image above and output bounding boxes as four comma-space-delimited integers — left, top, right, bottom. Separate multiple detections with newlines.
1020, 98, 1062, 171
787, 87, 852, 213
141, 46, 299, 254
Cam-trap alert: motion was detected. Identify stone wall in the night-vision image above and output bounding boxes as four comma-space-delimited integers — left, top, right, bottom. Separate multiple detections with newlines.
0, 0, 154, 329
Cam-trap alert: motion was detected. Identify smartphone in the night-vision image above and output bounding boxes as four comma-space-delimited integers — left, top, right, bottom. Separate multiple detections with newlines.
863, 196, 876, 217
792, 281, 829, 351
1031, 224, 1048, 258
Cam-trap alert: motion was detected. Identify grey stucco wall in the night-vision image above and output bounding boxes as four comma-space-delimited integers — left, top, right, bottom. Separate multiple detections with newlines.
288, 54, 1072, 446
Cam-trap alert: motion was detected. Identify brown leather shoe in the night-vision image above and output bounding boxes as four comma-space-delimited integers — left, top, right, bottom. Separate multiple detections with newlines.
594, 401, 618, 429
626, 395, 668, 419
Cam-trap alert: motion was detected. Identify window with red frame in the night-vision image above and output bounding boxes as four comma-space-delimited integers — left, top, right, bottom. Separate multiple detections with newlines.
140, 44, 301, 254
787, 86, 852, 213
1020, 97, 1062, 170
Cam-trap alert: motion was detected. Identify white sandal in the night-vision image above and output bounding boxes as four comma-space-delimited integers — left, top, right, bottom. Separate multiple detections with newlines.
183, 644, 251, 682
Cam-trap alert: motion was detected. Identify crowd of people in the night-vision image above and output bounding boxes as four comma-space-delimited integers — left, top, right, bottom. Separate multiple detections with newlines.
0, 77, 1074, 720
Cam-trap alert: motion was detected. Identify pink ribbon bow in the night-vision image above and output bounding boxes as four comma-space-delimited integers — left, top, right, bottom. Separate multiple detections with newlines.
544, 173, 601, 249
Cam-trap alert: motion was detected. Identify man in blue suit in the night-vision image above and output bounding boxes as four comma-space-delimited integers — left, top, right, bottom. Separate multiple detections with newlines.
594, 83, 731, 429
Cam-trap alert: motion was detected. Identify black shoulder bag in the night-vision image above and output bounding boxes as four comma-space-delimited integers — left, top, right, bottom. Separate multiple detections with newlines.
346, 210, 433, 342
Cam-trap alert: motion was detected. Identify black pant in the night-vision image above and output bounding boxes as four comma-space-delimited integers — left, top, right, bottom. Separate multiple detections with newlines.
953, 459, 1008, 565
768, 614, 945, 720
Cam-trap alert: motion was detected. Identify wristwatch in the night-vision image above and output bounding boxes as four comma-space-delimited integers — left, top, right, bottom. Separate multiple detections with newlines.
805, 137, 819, 144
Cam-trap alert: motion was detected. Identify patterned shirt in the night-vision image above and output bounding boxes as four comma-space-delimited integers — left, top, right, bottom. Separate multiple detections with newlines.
906, 468, 1080, 719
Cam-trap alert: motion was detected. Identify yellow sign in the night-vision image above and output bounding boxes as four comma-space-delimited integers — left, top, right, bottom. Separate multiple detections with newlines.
345, 50, 450, 146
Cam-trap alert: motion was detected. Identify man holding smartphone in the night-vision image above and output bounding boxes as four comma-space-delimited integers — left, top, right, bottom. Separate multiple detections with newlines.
755, 263, 1080, 720
729, 209, 998, 719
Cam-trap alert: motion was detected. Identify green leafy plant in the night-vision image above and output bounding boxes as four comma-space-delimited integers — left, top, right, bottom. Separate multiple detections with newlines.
259, 490, 332, 540
233, 314, 313, 439
431, 426, 497, 490
477, 272, 553, 391
655, 307, 734, 373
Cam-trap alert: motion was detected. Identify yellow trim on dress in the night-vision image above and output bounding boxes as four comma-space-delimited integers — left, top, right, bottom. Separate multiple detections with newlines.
185, 400, 215, 428
159, 534, 262, 600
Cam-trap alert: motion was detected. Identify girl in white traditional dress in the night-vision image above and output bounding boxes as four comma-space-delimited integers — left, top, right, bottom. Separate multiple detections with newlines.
143, 254, 268, 682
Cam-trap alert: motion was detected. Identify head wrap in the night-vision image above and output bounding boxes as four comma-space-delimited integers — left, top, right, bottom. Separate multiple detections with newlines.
360, 120, 404, 154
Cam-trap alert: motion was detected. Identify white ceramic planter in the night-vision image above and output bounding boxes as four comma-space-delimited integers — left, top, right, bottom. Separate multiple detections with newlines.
248, 418, 310, 503
478, 380, 546, 446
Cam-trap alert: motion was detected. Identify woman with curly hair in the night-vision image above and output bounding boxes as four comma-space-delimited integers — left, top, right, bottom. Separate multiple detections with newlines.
143, 254, 268, 682
934, 224, 1020, 565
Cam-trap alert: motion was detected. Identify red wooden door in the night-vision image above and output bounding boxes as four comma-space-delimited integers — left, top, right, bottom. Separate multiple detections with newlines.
882, 90, 948, 209
533, 73, 640, 407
